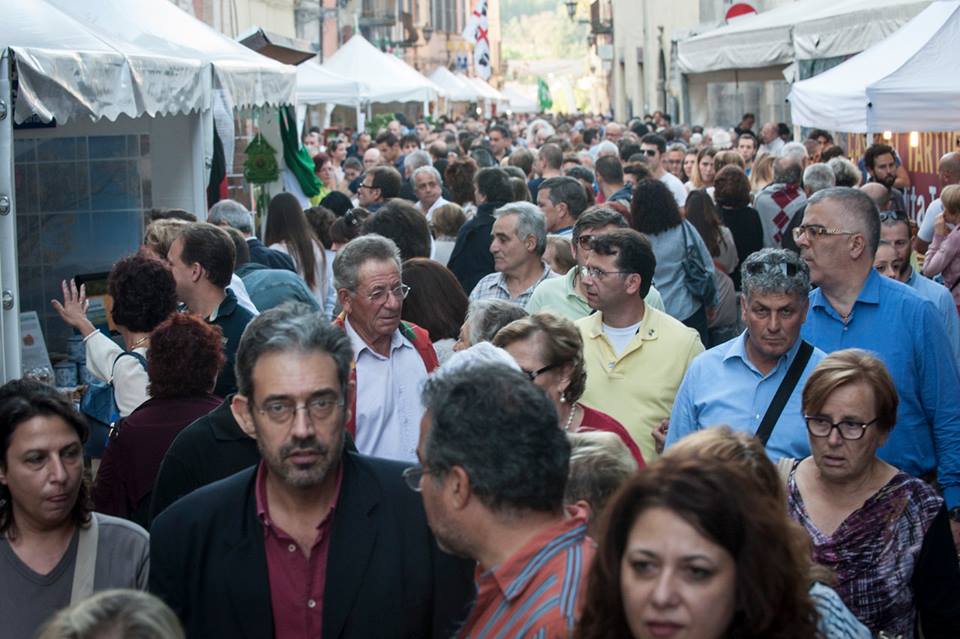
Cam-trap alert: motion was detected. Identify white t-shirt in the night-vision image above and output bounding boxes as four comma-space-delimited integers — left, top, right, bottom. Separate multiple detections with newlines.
602, 321, 642, 357
659, 171, 688, 207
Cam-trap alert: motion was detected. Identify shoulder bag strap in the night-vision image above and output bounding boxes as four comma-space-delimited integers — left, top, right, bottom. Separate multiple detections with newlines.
70, 513, 99, 604
777, 457, 796, 489
755, 340, 814, 446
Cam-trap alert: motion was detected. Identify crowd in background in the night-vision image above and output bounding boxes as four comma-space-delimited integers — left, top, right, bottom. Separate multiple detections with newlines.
2, 107, 960, 638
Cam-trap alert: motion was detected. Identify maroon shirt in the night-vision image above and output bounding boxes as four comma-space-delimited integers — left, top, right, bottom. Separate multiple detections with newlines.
577, 403, 646, 467
255, 460, 342, 639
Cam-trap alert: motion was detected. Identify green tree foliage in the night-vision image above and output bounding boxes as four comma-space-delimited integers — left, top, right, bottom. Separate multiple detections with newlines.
501, 0, 588, 62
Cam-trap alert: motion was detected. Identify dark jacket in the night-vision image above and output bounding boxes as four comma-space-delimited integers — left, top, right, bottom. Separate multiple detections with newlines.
149, 453, 476, 639
246, 237, 296, 272
210, 290, 256, 398
718, 205, 765, 290
148, 396, 260, 524
447, 201, 505, 294
93, 394, 222, 528
236, 262, 320, 313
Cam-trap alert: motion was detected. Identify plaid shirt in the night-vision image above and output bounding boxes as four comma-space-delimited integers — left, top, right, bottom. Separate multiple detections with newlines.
468, 262, 556, 306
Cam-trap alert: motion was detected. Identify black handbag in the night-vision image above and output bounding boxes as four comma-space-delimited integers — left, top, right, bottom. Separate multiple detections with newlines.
680, 221, 717, 306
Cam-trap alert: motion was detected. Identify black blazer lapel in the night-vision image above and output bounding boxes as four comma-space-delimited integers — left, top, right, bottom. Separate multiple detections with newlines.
323, 454, 380, 639
222, 476, 274, 639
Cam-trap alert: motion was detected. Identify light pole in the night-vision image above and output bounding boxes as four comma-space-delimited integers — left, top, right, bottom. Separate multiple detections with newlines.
565, 0, 577, 21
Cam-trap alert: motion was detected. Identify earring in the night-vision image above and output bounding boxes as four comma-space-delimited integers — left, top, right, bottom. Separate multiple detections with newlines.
559, 391, 566, 404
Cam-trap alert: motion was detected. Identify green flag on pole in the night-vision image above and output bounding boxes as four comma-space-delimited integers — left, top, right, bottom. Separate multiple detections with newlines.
537, 77, 553, 112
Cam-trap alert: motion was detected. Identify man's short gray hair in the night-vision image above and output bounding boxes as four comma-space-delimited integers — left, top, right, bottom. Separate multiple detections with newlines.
411, 164, 441, 185
235, 303, 354, 399
494, 201, 548, 256
780, 141, 808, 165
828, 157, 862, 188
666, 142, 688, 153
208, 199, 254, 234
773, 158, 802, 186
593, 140, 619, 159
741, 248, 811, 301
803, 163, 836, 194
564, 431, 637, 514
466, 299, 528, 346
333, 234, 402, 292
807, 186, 881, 255
403, 149, 432, 174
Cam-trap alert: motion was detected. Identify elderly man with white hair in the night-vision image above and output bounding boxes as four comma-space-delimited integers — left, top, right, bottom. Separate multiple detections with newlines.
754, 157, 806, 248
468, 202, 557, 306
412, 165, 448, 221
781, 163, 836, 253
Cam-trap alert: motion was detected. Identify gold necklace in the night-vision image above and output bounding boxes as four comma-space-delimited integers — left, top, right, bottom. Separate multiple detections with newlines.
129, 335, 149, 350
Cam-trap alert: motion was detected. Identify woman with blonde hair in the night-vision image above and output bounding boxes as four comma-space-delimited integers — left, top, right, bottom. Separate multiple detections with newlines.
749, 154, 776, 194
37, 589, 184, 639
689, 146, 718, 191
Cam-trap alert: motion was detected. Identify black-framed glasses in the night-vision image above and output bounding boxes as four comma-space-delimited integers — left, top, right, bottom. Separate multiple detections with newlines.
358, 183, 378, 191
804, 415, 878, 440
580, 265, 630, 280
878, 210, 908, 223
792, 224, 857, 242
402, 464, 429, 492
744, 260, 800, 277
522, 362, 562, 381
252, 394, 344, 424
365, 283, 411, 304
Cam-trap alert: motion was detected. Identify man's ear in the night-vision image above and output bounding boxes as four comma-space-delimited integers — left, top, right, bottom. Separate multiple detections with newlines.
337, 289, 353, 315
446, 466, 473, 511
231, 394, 257, 440
190, 261, 204, 284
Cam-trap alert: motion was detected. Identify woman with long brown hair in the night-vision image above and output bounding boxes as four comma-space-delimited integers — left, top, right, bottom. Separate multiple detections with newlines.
264, 192, 335, 317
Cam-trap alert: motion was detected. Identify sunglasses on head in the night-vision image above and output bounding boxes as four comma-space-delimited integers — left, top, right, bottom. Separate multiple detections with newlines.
878, 210, 908, 223
744, 261, 799, 277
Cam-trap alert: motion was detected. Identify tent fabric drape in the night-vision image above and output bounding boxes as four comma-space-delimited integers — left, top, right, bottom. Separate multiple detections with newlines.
279, 105, 321, 198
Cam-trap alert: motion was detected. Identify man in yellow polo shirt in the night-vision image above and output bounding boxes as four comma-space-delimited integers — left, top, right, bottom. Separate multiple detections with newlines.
576, 229, 703, 461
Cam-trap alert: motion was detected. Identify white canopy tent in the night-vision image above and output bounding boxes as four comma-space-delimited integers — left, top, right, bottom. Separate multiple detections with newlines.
429, 67, 480, 102
788, 1, 960, 132
0, 0, 296, 382
323, 36, 441, 113
457, 74, 507, 116
501, 87, 538, 114
295, 60, 366, 130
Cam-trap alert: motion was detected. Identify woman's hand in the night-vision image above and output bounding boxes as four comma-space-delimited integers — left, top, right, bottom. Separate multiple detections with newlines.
51, 279, 96, 337
934, 212, 949, 238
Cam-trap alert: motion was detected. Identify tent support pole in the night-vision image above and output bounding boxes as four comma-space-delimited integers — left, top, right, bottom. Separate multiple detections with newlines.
0, 51, 21, 381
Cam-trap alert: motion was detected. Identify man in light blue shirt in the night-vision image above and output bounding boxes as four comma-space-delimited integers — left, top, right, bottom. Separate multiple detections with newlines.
795, 187, 960, 529
666, 249, 826, 461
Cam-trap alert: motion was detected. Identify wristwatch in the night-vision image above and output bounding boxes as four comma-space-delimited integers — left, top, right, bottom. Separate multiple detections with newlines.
949, 506, 960, 523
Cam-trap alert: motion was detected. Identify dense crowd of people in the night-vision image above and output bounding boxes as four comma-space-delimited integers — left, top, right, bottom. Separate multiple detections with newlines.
3, 109, 960, 638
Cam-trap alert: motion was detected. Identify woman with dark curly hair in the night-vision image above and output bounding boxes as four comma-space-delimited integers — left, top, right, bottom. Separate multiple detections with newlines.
492, 313, 644, 467
444, 158, 479, 217
51, 253, 178, 417
92, 313, 224, 527
631, 179, 716, 344
576, 456, 820, 639
0, 379, 149, 638
713, 165, 764, 290
400, 258, 468, 364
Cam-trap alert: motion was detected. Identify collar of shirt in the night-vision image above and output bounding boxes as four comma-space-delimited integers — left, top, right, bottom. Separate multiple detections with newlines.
810, 268, 881, 319
208, 289, 237, 322
478, 516, 588, 602
254, 459, 344, 534
905, 268, 919, 287
562, 265, 583, 301
343, 315, 411, 361
722, 330, 804, 378
493, 262, 553, 299
583, 307, 658, 342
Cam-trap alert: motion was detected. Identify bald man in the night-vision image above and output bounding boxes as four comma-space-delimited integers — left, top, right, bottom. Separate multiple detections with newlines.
603, 122, 624, 144
917, 152, 960, 252
861, 182, 893, 211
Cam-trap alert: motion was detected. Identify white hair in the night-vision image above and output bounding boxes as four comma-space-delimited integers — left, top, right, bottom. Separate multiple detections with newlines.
440, 342, 520, 374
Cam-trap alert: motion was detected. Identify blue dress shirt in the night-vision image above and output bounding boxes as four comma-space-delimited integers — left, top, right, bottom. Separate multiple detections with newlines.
801, 269, 960, 508
906, 268, 960, 370
665, 331, 825, 462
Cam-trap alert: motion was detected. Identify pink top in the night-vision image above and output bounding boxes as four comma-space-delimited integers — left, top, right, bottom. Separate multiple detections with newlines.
922, 226, 960, 306
577, 404, 646, 467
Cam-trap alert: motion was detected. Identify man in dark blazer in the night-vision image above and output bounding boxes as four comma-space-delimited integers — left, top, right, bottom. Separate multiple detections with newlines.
149, 305, 474, 638
447, 166, 513, 294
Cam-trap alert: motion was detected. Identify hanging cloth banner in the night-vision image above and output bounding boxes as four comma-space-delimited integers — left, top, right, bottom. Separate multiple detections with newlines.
462, 0, 491, 80
278, 105, 321, 199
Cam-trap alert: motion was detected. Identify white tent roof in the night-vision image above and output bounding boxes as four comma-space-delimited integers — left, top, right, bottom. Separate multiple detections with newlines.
323, 36, 440, 104
296, 60, 365, 106
429, 67, 479, 102
678, 0, 930, 74
788, 1, 960, 132
501, 87, 538, 114
49, 0, 296, 112
6, 0, 206, 124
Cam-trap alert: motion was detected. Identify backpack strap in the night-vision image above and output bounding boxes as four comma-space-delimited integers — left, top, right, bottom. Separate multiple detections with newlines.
70, 513, 99, 604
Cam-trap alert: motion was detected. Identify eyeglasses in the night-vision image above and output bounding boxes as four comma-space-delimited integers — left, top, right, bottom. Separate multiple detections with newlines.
804, 415, 878, 440
402, 464, 430, 492
522, 362, 561, 381
791, 224, 857, 242
744, 261, 800, 277
252, 394, 344, 424
358, 183, 378, 191
878, 210, 908, 223
641, 148, 658, 157
364, 283, 411, 304
580, 265, 630, 280
575, 234, 596, 250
